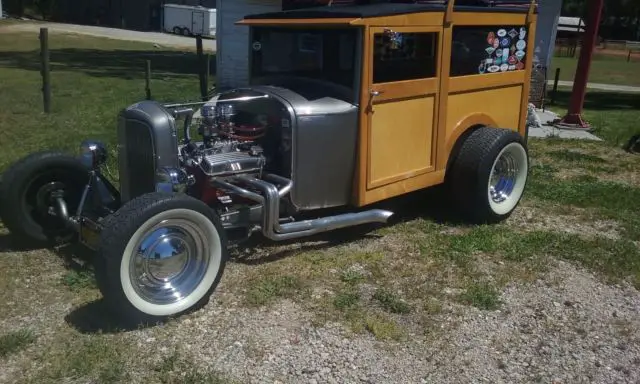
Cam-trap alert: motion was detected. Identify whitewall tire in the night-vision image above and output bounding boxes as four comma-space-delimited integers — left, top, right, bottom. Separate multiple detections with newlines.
448, 127, 529, 224
94, 192, 228, 326
487, 142, 529, 216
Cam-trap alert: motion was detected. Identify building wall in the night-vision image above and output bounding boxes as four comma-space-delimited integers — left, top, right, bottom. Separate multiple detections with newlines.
533, 0, 563, 68
216, 0, 281, 90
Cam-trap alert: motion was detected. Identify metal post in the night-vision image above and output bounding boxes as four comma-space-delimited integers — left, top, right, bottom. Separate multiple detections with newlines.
551, 68, 560, 105
145, 60, 152, 100
39, 28, 51, 114
556, 0, 604, 130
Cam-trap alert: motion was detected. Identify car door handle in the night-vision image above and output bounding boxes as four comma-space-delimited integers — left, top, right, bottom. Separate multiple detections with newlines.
368, 90, 384, 112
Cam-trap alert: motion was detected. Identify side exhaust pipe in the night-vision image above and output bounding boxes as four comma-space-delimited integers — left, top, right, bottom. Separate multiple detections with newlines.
216, 174, 393, 241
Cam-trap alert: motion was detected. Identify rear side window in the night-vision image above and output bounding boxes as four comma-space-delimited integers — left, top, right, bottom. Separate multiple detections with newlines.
373, 31, 438, 83
451, 26, 528, 76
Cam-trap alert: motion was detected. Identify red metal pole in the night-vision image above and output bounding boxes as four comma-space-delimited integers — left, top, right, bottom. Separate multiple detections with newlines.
556, 0, 605, 130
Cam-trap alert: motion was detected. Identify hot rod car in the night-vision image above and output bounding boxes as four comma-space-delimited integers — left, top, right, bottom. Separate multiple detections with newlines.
0, 0, 537, 325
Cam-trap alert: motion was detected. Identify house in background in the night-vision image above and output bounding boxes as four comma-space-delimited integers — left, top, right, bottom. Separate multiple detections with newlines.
215, 0, 563, 90
215, 0, 281, 90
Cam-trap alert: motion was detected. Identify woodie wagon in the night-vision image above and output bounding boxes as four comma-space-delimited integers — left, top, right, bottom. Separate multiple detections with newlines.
0, 0, 538, 325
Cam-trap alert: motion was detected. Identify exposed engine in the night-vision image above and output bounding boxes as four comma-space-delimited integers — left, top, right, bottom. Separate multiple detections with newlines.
179, 95, 270, 179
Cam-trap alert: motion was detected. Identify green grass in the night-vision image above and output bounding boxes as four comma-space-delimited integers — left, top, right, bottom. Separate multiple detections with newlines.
340, 268, 366, 285
459, 281, 501, 310
333, 290, 361, 310
0, 29, 209, 173
546, 88, 640, 146
364, 314, 406, 341
154, 348, 237, 384
0, 329, 36, 358
546, 149, 607, 164
245, 274, 306, 306
62, 269, 98, 291
549, 52, 640, 87
373, 288, 412, 314
25, 335, 129, 383
527, 139, 640, 242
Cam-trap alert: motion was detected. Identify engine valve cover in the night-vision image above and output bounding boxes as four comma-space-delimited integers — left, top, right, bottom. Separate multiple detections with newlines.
200, 151, 265, 177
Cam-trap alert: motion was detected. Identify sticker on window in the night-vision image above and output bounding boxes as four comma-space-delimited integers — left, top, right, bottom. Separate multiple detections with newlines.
475, 26, 528, 75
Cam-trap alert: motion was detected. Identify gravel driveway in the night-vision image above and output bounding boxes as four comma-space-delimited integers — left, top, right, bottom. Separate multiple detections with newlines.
0, 21, 216, 51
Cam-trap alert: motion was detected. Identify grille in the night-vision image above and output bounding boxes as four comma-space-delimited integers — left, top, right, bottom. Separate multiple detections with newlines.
121, 120, 156, 200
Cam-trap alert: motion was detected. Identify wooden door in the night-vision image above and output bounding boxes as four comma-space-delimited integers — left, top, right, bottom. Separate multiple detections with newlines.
364, 26, 442, 193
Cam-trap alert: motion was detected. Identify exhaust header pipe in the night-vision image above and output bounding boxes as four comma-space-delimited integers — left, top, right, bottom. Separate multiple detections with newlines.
216, 174, 393, 241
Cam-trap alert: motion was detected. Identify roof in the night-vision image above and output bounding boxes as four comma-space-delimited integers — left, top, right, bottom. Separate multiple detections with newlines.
557, 16, 585, 33
558, 16, 585, 27
243, 1, 537, 20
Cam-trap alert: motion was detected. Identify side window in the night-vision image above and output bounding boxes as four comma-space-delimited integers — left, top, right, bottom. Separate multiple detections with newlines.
373, 31, 438, 84
451, 26, 528, 76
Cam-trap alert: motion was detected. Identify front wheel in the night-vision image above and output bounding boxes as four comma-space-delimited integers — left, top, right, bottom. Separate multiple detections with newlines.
448, 127, 529, 224
94, 192, 228, 326
0, 151, 89, 246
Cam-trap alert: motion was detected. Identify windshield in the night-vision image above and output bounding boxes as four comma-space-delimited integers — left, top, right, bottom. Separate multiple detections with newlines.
250, 27, 360, 92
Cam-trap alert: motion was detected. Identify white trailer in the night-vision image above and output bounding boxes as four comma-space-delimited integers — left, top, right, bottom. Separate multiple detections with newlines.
163, 4, 217, 38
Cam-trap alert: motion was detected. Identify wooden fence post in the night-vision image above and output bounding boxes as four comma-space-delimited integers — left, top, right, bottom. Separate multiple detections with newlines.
39, 28, 51, 113
196, 36, 207, 101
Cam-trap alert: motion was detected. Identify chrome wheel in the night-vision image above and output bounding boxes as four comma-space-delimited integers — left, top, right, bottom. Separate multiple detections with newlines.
130, 219, 211, 306
118, 207, 223, 317
487, 142, 528, 215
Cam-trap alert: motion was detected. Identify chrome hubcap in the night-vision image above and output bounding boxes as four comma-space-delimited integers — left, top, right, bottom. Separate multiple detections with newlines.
489, 146, 522, 204
130, 219, 211, 305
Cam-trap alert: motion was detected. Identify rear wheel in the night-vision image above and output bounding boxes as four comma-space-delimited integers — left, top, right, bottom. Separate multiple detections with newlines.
94, 192, 228, 326
172, 26, 183, 35
0, 151, 88, 246
448, 127, 529, 224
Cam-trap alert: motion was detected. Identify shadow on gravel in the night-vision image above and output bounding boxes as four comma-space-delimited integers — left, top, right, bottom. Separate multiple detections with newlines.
0, 232, 42, 253
65, 299, 146, 334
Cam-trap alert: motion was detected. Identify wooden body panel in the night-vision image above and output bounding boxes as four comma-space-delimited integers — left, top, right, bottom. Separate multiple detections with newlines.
237, 4, 538, 208
358, 25, 442, 205
368, 95, 436, 189
444, 85, 523, 156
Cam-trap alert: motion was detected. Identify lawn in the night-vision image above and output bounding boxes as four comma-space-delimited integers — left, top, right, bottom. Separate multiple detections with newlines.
0, 28, 210, 172
549, 51, 640, 87
547, 88, 640, 147
0, 30, 639, 383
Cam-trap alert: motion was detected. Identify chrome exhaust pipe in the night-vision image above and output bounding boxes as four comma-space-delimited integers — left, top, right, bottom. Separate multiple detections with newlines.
231, 175, 393, 241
